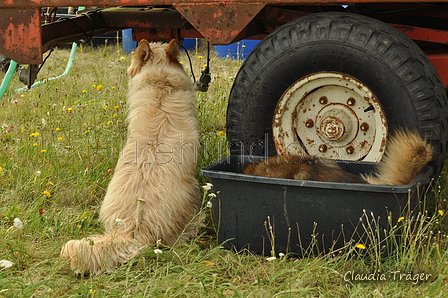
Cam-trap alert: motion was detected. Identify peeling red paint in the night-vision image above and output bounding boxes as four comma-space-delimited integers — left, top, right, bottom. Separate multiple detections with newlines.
390, 23, 448, 44
0, 8, 42, 64
428, 53, 448, 88
174, 3, 264, 44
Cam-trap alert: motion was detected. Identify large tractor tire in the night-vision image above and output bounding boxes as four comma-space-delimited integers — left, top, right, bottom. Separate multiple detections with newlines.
226, 12, 448, 178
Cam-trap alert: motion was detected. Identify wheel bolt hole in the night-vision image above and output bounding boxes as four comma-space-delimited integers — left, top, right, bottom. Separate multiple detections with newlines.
346, 145, 355, 154
319, 144, 328, 153
347, 97, 356, 106
319, 96, 328, 105
360, 122, 369, 131
305, 119, 314, 128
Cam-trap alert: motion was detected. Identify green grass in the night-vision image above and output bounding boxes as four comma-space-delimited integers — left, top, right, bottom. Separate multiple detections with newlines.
0, 42, 447, 297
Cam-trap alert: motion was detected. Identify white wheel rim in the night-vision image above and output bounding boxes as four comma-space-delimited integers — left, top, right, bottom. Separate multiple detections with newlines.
273, 72, 388, 161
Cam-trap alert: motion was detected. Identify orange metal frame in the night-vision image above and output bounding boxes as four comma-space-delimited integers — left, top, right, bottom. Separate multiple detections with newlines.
1, 1, 448, 86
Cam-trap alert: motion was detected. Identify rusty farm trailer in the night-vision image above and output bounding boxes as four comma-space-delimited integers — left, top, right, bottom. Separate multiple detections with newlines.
1, 1, 448, 254
1, 1, 447, 174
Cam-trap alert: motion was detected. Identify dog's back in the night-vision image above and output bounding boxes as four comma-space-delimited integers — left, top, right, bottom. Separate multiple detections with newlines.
62, 40, 200, 276
243, 155, 367, 183
243, 130, 433, 185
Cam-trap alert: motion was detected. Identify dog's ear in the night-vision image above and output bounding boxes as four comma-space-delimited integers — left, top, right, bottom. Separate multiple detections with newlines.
128, 39, 153, 77
166, 39, 180, 63
136, 39, 152, 63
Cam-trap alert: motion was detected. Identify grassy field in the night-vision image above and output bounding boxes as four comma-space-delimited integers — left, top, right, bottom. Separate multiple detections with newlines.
0, 41, 447, 297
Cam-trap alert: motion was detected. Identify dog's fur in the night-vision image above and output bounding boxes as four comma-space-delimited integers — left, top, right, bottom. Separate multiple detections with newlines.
243, 130, 433, 185
61, 39, 200, 275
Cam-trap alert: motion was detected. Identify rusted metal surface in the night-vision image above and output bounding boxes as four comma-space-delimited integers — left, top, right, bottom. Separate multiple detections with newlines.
2, 0, 448, 7
40, 7, 198, 52
428, 53, 448, 88
1, 0, 448, 79
0, 3, 266, 63
41, 11, 111, 56
174, 3, 265, 44
391, 23, 448, 44
0, 8, 42, 64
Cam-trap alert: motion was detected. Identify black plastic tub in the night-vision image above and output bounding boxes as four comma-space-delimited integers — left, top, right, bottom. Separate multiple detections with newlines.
200, 155, 433, 256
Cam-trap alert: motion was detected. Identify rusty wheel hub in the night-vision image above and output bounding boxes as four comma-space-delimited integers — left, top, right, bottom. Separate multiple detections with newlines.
273, 72, 387, 161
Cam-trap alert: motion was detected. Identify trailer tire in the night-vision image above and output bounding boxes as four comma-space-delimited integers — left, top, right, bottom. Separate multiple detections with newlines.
226, 12, 448, 178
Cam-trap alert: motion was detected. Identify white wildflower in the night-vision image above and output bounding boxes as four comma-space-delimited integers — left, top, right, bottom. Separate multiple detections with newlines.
154, 249, 163, 254
208, 193, 216, 198
206, 201, 213, 208
137, 198, 145, 203
13, 218, 23, 229
156, 239, 162, 246
0, 259, 14, 268
278, 253, 285, 258
266, 256, 277, 261
202, 183, 213, 191
115, 218, 125, 227
35, 170, 41, 176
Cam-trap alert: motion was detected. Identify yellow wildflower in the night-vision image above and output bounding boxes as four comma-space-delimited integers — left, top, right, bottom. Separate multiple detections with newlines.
113, 114, 118, 117
48, 181, 54, 186
57, 137, 64, 141
99, 123, 105, 127
40, 149, 47, 153
120, 56, 125, 60
20, 94, 25, 98
82, 89, 87, 93
32, 143, 38, 147
91, 84, 96, 88
42, 190, 51, 198
30, 132, 40, 137
55, 127, 61, 131
96, 85, 103, 91
217, 131, 225, 136
114, 105, 120, 109
67, 107, 73, 112
355, 243, 366, 249
111, 86, 116, 90
398, 217, 405, 223
103, 106, 108, 110
438, 210, 444, 216
107, 121, 114, 125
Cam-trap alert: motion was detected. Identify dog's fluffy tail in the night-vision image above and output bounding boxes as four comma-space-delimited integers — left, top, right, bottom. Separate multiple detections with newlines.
363, 130, 433, 185
61, 233, 142, 276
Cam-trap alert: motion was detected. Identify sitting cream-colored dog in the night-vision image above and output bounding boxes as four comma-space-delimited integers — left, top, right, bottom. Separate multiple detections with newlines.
61, 39, 200, 275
